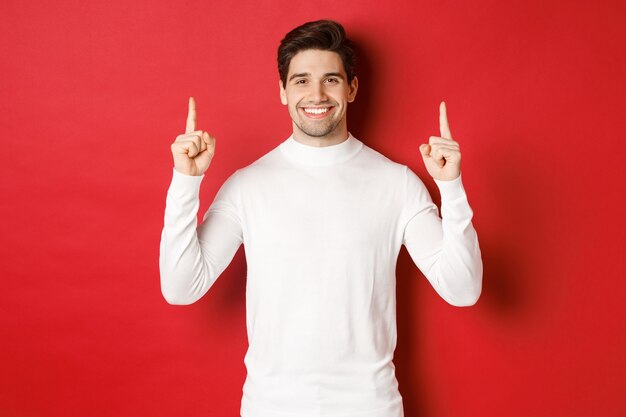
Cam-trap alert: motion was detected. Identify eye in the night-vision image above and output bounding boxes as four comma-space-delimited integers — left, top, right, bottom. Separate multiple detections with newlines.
295, 79, 307, 84
326, 78, 339, 83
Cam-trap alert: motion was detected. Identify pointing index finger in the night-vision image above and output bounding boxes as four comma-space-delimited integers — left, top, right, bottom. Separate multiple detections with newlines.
186, 97, 197, 134
439, 101, 452, 139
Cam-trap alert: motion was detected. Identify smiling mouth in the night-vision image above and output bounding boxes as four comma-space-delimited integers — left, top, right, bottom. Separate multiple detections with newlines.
300, 106, 334, 118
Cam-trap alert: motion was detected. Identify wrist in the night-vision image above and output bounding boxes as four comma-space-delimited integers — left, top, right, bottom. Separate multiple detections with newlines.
434, 173, 466, 201
172, 167, 205, 180
173, 166, 204, 177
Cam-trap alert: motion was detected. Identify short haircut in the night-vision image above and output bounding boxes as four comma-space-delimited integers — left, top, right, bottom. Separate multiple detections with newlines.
277, 19, 357, 88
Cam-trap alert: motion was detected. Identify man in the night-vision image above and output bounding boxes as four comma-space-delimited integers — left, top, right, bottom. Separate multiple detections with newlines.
160, 19, 482, 417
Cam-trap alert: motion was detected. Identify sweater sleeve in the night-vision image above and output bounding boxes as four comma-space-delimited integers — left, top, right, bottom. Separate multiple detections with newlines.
159, 168, 244, 305
401, 167, 483, 306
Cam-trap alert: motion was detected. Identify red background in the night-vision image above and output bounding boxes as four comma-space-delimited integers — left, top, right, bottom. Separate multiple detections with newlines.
1, 0, 625, 416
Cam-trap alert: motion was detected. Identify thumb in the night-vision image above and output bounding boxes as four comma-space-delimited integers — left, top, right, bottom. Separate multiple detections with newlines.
419, 144, 431, 158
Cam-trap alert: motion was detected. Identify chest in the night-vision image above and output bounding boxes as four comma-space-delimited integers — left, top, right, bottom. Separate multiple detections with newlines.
240, 173, 402, 253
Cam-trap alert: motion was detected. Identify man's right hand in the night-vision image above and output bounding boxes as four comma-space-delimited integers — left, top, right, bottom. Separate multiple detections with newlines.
170, 97, 216, 176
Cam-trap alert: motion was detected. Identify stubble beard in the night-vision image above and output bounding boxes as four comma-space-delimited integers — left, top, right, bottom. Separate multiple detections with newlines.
292, 108, 342, 138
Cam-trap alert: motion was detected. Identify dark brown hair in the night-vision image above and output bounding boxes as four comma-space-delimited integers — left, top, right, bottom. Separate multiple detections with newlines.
277, 19, 356, 88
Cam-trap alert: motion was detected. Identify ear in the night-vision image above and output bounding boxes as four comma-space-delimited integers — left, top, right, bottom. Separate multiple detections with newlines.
347, 76, 358, 103
279, 79, 287, 105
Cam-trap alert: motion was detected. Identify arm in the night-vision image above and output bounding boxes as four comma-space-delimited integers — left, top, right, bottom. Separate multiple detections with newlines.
402, 168, 483, 306
406, 101, 482, 306
159, 96, 241, 305
159, 168, 243, 305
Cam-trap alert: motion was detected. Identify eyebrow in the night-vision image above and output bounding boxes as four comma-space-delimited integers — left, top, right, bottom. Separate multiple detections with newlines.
288, 72, 345, 82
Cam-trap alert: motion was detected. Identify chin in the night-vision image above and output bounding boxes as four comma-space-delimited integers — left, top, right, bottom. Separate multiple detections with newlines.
300, 122, 341, 137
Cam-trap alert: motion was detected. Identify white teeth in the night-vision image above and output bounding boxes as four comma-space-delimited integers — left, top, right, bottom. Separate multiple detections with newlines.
303, 107, 329, 115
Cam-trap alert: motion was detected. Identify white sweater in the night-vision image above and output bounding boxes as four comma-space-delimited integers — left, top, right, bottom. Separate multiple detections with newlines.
159, 132, 482, 417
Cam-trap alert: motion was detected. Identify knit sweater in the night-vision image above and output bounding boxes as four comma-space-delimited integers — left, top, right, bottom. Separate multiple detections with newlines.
159, 132, 483, 417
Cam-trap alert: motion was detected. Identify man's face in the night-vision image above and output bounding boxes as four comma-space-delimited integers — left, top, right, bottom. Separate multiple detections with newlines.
279, 49, 358, 141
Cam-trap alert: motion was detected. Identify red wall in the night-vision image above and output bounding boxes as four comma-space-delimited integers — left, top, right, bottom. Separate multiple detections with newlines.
1, 0, 624, 416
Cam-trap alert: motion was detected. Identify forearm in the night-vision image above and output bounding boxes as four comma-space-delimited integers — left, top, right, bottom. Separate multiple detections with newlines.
434, 175, 482, 305
160, 168, 244, 305
404, 174, 483, 306
159, 169, 211, 305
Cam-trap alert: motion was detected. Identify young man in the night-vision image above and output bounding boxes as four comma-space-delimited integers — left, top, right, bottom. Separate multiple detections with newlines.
160, 19, 482, 417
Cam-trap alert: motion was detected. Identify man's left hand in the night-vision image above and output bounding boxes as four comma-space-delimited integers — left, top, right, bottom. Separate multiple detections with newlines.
419, 101, 461, 181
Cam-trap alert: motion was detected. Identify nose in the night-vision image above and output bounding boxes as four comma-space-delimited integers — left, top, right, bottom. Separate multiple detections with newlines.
310, 81, 328, 103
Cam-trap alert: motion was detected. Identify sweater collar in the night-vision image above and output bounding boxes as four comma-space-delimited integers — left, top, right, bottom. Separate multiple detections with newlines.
279, 132, 363, 167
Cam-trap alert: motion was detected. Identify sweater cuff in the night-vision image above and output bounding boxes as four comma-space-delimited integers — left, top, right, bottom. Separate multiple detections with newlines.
170, 167, 204, 192
434, 173, 466, 202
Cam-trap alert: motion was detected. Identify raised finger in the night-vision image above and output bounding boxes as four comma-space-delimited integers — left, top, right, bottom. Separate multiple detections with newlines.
186, 97, 197, 134
439, 101, 452, 139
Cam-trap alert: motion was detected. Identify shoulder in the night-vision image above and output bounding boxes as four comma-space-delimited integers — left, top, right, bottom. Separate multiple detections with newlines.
356, 141, 431, 196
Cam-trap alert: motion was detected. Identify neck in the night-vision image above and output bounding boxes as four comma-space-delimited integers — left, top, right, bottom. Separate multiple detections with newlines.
279, 131, 363, 167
